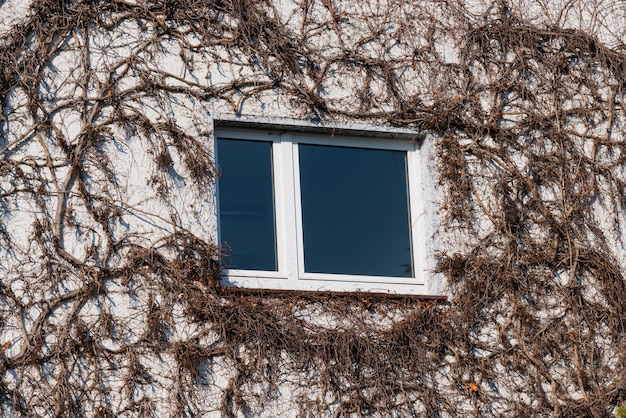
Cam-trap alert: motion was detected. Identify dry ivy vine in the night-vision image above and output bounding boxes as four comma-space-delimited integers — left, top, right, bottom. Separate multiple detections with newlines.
1, 0, 626, 416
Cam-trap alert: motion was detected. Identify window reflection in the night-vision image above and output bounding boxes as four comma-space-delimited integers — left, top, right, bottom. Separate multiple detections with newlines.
217, 138, 277, 271
299, 144, 413, 277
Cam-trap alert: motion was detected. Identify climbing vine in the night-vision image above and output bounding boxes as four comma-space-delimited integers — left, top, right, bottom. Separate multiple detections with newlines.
1, 0, 626, 416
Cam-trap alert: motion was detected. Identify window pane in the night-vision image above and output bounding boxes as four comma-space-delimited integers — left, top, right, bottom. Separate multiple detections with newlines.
217, 138, 277, 271
299, 144, 413, 277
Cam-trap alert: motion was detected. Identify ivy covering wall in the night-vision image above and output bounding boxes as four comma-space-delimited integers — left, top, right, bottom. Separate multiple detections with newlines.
1, 0, 626, 416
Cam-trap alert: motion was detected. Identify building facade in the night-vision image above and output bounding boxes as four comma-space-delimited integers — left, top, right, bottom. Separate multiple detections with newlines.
1, 0, 626, 416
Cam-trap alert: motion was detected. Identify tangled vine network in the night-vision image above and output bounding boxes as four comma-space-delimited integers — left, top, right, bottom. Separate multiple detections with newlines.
1, 0, 626, 416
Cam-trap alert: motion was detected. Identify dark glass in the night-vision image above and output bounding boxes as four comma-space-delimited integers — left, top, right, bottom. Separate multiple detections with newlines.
217, 138, 277, 271
299, 144, 413, 277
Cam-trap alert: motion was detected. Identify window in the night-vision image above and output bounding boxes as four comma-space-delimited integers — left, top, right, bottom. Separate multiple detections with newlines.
213, 117, 439, 295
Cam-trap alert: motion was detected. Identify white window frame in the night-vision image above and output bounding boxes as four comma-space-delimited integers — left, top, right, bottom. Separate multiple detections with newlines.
212, 115, 441, 296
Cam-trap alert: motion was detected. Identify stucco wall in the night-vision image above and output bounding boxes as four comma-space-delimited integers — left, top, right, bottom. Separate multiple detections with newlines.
2, 0, 626, 416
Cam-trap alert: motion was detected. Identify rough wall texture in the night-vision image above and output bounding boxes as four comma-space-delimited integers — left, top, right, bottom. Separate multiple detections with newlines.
1, 0, 626, 416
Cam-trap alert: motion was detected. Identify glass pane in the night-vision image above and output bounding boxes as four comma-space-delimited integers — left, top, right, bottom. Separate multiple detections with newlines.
299, 144, 413, 277
217, 138, 277, 271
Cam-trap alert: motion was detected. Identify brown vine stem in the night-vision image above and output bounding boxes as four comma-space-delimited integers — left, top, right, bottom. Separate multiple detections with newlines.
7, 278, 99, 368
515, 317, 560, 417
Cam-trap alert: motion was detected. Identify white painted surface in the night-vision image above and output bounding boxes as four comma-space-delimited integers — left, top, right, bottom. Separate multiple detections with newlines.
0, 0, 32, 37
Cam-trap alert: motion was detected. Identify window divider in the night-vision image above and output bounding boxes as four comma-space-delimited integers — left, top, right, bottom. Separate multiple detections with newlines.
274, 133, 299, 287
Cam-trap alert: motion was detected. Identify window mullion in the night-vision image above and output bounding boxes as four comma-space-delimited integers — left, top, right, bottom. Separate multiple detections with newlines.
275, 133, 299, 285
